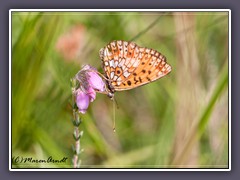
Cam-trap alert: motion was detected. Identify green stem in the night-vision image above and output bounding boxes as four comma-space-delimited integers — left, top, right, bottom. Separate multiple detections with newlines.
71, 78, 83, 168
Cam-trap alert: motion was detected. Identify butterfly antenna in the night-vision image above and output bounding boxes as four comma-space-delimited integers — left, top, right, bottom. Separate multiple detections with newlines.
95, 71, 115, 82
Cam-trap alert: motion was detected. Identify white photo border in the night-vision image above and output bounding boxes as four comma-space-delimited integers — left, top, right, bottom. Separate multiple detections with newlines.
9, 9, 231, 171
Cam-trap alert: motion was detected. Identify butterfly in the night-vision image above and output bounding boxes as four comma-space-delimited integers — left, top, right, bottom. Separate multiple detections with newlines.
99, 40, 172, 99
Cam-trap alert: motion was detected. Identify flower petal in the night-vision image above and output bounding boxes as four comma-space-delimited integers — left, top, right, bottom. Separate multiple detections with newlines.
87, 87, 96, 102
82, 64, 95, 71
81, 64, 106, 92
88, 71, 105, 92
76, 89, 90, 114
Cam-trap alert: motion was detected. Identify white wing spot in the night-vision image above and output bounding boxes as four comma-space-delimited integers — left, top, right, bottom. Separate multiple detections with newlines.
157, 71, 163, 76
123, 71, 131, 78
118, 59, 125, 67
110, 71, 114, 79
117, 81, 121, 86
113, 75, 118, 81
133, 60, 140, 67
130, 59, 135, 65
109, 60, 115, 68
122, 65, 126, 71
166, 65, 171, 71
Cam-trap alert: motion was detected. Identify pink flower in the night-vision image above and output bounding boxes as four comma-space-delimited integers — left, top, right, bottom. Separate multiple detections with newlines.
82, 65, 105, 92
55, 24, 85, 61
75, 65, 106, 114
76, 89, 90, 114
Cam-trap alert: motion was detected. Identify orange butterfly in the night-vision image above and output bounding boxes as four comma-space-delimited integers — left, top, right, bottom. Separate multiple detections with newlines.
99, 40, 172, 98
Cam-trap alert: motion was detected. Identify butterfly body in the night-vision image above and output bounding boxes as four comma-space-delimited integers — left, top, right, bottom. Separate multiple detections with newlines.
99, 40, 171, 98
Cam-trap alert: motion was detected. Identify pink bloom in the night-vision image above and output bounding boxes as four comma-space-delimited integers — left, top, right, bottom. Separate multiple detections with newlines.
81, 65, 105, 92
55, 24, 85, 61
87, 87, 96, 102
75, 65, 106, 113
76, 89, 90, 114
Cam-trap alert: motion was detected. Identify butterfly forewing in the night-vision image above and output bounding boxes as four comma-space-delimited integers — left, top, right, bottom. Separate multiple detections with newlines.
99, 40, 171, 91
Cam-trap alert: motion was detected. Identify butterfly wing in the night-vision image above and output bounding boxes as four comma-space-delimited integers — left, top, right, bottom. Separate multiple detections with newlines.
99, 40, 171, 91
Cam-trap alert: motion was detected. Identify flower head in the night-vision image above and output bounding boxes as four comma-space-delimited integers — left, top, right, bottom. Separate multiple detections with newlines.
55, 24, 85, 61
75, 65, 106, 113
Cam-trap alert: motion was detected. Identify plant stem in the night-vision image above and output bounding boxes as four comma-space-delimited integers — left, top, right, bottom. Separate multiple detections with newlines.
71, 78, 83, 168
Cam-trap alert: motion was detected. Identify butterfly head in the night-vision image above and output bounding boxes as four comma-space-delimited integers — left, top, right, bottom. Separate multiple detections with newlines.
105, 78, 116, 100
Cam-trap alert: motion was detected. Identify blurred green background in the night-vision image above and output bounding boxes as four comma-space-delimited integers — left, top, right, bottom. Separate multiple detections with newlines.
11, 11, 229, 168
